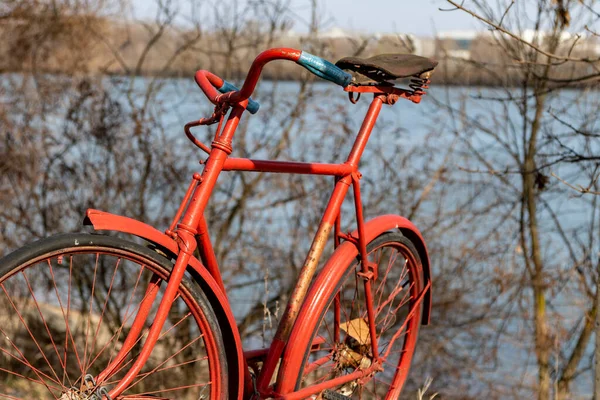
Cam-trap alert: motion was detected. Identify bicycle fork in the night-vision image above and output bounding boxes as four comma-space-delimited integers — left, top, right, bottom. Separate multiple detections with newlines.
89, 106, 246, 399
102, 246, 196, 397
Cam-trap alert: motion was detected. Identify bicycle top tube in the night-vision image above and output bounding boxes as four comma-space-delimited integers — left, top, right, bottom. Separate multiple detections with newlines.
194, 48, 353, 113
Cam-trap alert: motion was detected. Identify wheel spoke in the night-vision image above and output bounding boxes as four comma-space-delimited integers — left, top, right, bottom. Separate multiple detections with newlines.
0, 235, 225, 399
374, 249, 400, 308
375, 259, 409, 315
0, 389, 27, 400
81, 253, 100, 378
379, 282, 413, 334
47, 258, 85, 380
122, 381, 212, 397
295, 235, 422, 400
127, 334, 203, 390
20, 270, 68, 375
0, 326, 61, 397
98, 264, 147, 369
0, 344, 63, 391
63, 256, 73, 386
103, 309, 195, 385
86, 257, 122, 372
305, 353, 334, 375
1, 283, 62, 386
99, 293, 184, 384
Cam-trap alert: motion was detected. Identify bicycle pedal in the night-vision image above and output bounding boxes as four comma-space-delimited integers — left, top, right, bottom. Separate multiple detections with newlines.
322, 390, 352, 400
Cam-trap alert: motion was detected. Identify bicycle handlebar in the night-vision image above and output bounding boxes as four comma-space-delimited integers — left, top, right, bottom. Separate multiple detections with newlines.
218, 80, 260, 114
194, 70, 260, 114
297, 51, 352, 87
195, 48, 353, 115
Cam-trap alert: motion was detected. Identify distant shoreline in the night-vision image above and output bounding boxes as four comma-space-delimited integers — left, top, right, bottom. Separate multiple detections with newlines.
3, 68, 598, 91
2, 16, 598, 90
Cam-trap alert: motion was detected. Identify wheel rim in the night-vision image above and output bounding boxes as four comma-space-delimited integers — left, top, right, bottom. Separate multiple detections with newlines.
0, 246, 222, 400
298, 240, 421, 399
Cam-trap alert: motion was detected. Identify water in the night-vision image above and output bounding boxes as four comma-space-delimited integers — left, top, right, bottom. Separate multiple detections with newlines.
2, 74, 599, 398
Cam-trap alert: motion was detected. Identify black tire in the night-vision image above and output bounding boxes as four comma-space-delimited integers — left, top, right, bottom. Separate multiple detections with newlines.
0, 233, 228, 399
294, 232, 424, 399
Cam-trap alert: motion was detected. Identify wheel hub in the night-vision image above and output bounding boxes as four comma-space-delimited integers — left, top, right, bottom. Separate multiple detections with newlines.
59, 389, 86, 400
59, 375, 112, 400
336, 318, 373, 370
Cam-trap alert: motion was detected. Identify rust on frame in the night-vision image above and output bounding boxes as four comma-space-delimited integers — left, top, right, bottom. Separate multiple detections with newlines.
275, 222, 333, 340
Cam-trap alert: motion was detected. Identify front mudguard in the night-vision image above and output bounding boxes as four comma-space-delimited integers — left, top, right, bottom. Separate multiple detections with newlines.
83, 209, 245, 400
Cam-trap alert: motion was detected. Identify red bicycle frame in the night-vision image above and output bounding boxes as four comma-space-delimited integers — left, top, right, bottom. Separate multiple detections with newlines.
84, 48, 432, 399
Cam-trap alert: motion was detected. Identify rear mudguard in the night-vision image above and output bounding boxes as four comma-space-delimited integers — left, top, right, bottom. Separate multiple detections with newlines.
329, 214, 431, 323
275, 214, 432, 395
360, 214, 431, 324
84, 209, 245, 400
379, 214, 432, 325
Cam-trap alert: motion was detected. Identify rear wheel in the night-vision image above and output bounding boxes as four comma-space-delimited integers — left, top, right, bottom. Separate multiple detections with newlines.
0, 233, 227, 399
293, 232, 424, 399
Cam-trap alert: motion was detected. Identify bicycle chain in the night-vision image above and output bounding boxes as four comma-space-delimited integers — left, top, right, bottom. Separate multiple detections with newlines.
322, 389, 352, 400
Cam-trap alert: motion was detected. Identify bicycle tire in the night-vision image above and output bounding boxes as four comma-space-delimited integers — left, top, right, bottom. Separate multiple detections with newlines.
288, 232, 424, 399
0, 233, 227, 399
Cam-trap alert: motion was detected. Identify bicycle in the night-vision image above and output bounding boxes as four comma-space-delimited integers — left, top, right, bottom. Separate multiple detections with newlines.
0, 48, 436, 399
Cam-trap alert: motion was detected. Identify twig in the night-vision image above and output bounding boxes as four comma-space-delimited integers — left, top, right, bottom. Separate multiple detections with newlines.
498, 0, 515, 27
551, 172, 600, 195
444, 0, 600, 64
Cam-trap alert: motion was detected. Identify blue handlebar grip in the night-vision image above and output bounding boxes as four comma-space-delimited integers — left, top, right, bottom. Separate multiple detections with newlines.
297, 52, 352, 87
218, 80, 260, 114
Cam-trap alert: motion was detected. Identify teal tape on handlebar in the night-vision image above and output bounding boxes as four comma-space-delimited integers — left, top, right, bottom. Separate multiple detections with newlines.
297, 52, 352, 87
218, 80, 260, 114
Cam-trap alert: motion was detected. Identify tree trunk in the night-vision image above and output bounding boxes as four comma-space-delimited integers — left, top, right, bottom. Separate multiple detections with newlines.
525, 84, 550, 400
557, 307, 595, 399
595, 277, 600, 399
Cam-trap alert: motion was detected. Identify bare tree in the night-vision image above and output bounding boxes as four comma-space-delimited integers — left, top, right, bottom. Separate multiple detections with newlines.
431, 1, 600, 399
12, 1, 596, 398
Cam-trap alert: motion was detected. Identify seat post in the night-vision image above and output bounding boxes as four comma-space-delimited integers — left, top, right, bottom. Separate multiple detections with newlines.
345, 96, 384, 167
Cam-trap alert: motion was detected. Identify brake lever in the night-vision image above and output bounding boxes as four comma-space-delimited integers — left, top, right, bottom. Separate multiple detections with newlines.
184, 104, 230, 155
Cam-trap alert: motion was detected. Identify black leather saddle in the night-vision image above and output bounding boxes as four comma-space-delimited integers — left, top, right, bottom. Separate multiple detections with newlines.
336, 54, 438, 86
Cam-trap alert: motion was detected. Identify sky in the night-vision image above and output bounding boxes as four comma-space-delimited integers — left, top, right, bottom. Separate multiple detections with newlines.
131, 0, 600, 36
291, 0, 479, 36
131, 0, 481, 36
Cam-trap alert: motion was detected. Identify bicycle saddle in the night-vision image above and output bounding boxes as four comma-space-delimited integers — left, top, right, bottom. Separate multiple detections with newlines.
335, 54, 438, 86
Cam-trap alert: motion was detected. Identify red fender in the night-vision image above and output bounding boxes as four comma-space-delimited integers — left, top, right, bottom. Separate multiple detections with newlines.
356, 214, 432, 324
380, 214, 432, 325
318, 214, 431, 324
276, 214, 432, 394
83, 209, 245, 400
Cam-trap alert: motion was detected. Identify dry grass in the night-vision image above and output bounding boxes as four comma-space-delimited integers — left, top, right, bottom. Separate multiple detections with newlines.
416, 377, 438, 400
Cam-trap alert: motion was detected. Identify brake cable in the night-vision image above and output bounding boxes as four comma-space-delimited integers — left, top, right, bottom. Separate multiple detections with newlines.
184, 103, 230, 155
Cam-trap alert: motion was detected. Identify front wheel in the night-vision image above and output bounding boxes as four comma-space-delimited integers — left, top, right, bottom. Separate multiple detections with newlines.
282, 232, 425, 399
0, 233, 227, 399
